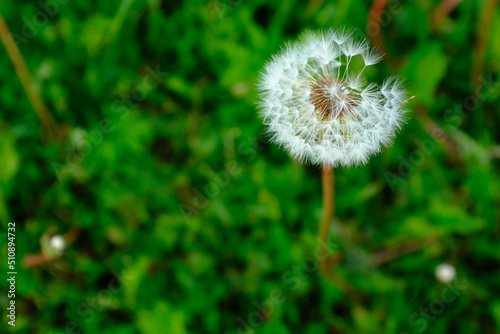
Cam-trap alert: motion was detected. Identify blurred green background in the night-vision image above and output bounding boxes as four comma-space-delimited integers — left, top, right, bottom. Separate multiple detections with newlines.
1, 0, 500, 333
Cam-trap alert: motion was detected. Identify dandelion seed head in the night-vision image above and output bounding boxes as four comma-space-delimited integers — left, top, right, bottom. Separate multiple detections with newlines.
257, 28, 409, 167
435, 263, 456, 283
50, 235, 66, 255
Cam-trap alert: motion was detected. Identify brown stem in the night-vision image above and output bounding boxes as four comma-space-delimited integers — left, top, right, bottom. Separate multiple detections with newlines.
368, 0, 390, 54
430, 0, 462, 29
318, 166, 338, 280
317, 167, 354, 291
23, 253, 53, 268
414, 105, 462, 164
490, 146, 500, 159
63, 226, 82, 245
22, 226, 82, 269
370, 236, 438, 267
319, 165, 334, 251
305, 0, 325, 19
0, 13, 59, 142
471, 0, 499, 89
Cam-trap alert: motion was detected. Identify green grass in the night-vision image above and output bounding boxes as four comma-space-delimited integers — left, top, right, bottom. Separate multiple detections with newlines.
0, 0, 499, 333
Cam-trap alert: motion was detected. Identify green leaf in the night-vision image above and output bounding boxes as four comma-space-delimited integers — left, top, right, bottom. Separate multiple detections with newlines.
137, 302, 187, 334
405, 43, 448, 107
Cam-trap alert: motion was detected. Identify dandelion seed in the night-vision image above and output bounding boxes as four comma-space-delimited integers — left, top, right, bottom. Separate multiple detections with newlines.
257, 28, 409, 167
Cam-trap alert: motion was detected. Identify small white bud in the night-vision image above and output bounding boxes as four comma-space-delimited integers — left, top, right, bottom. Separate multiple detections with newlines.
435, 263, 456, 283
50, 235, 66, 255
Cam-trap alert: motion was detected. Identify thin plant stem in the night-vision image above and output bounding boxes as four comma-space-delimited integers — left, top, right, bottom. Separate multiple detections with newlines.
370, 236, 438, 267
23, 226, 81, 268
319, 165, 334, 253
430, 0, 462, 29
472, 0, 498, 89
318, 165, 339, 283
0, 13, 59, 142
368, 0, 390, 53
414, 105, 461, 164
317, 167, 352, 291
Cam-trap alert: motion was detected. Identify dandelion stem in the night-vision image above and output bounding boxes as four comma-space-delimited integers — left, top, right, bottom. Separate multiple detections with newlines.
317, 167, 352, 290
318, 164, 335, 278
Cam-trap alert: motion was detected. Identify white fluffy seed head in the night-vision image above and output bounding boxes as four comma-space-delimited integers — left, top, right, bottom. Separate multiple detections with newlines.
257, 28, 409, 167
435, 263, 456, 283
50, 235, 66, 255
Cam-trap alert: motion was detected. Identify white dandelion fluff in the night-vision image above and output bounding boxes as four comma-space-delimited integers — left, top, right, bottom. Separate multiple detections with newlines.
257, 28, 409, 167
435, 263, 456, 283
49, 235, 66, 255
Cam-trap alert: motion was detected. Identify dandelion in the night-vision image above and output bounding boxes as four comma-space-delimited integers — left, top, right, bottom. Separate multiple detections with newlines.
256, 28, 412, 284
435, 263, 456, 283
49, 235, 66, 256
257, 28, 409, 167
